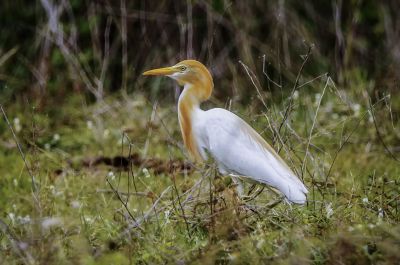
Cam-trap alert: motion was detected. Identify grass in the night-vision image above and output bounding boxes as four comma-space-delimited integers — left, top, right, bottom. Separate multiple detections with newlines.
0, 77, 399, 264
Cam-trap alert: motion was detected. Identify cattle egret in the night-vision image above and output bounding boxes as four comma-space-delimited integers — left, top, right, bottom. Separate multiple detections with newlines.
143, 60, 308, 204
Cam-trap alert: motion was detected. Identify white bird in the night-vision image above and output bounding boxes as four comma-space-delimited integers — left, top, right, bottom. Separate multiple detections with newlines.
143, 60, 308, 204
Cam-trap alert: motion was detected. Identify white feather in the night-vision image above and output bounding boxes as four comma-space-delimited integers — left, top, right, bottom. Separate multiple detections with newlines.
193, 108, 308, 204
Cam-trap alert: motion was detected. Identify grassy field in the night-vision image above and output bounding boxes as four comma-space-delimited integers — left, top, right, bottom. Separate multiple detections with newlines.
1, 1, 400, 264
1, 72, 399, 264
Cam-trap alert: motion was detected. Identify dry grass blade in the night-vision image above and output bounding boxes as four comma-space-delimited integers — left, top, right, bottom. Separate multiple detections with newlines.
0, 47, 19, 67
239, 60, 268, 110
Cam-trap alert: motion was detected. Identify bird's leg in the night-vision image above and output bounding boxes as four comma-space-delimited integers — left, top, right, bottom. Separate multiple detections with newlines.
247, 184, 257, 196
230, 175, 245, 197
244, 186, 265, 202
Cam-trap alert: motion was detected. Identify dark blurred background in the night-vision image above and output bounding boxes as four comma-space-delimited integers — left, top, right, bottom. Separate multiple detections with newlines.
0, 0, 399, 106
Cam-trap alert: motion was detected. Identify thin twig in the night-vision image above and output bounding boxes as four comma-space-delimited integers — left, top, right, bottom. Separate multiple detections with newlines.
369, 97, 400, 163
0, 47, 19, 67
297, 73, 328, 89
301, 76, 329, 178
143, 186, 172, 221
239, 60, 269, 110
40, 0, 102, 100
324, 97, 390, 184
0, 219, 35, 265
120, 0, 128, 93
106, 177, 143, 231
125, 185, 172, 231
262, 54, 282, 88
171, 173, 192, 239
95, 189, 149, 197
99, 16, 112, 88
186, 0, 194, 58
0, 104, 38, 193
209, 168, 215, 236
278, 45, 313, 134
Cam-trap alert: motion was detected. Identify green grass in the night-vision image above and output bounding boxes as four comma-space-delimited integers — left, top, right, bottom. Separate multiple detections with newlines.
0, 83, 399, 264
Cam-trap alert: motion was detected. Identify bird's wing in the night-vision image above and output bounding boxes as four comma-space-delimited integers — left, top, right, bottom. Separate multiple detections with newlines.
203, 108, 307, 203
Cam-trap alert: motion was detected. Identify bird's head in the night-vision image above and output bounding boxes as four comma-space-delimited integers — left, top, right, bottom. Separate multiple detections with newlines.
143, 60, 213, 100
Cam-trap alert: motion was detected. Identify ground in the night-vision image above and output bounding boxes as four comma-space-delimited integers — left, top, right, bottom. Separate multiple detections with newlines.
0, 80, 399, 264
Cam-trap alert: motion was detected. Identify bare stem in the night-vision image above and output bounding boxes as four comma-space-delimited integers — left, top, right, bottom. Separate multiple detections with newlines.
0, 219, 35, 265
0, 104, 38, 193
278, 45, 313, 134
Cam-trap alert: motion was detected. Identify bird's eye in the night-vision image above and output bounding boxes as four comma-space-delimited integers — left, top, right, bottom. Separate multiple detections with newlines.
179, 66, 187, 72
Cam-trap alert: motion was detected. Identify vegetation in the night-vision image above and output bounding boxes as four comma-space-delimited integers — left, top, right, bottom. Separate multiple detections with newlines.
1, 1, 399, 264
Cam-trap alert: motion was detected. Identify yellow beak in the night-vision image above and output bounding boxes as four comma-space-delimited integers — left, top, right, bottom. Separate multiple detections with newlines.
142, 66, 177, 76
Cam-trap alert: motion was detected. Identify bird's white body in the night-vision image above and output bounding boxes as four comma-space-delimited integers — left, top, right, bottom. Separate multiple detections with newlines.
185, 92, 307, 204
143, 59, 308, 204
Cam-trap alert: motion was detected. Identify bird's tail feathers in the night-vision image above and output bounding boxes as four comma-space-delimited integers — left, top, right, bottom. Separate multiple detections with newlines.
284, 184, 307, 204
242, 174, 308, 204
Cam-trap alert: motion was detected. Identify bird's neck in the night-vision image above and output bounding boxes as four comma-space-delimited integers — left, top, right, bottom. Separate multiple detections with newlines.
178, 82, 211, 162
